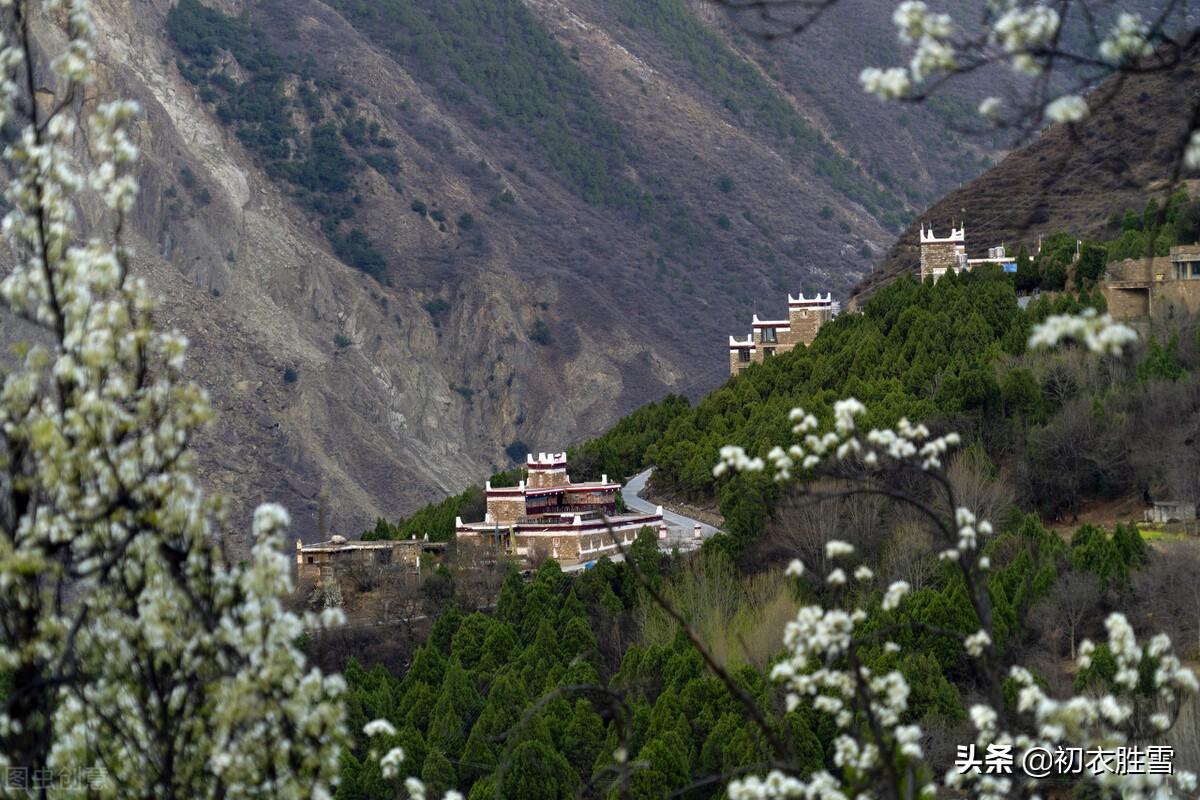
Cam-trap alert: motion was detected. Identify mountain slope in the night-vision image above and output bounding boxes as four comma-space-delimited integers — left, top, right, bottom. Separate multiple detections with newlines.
852, 36, 1200, 306
54, 0, 1003, 545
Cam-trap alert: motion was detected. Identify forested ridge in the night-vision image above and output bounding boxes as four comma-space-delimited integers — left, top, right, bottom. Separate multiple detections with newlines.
319, 240, 1200, 795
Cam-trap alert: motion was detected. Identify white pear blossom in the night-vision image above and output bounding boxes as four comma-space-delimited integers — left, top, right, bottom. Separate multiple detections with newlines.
364, 719, 398, 738
1099, 13, 1154, 63
859, 66, 912, 100
1045, 94, 1089, 123
1028, 308, 1138, 355
0, 2, 343, 795
825, 539, 855, 559
1185, 131, 1200, 171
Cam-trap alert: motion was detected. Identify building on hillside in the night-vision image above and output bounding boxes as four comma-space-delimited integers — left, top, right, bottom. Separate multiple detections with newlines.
728, 292, 836, 376
1100, 244, 1200, 320
455, 451, 664, 567
295, 535, 447, 582
1146, 500, 1197, 525
919, 223, 1018, 282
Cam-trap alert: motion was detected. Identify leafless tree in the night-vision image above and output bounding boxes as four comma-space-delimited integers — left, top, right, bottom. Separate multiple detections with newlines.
1138, 544, 1200, 658
769, 486, 889, 574
879, 520, 938, 592
943, 448, 1014, 529
1038, 571, 1102, 659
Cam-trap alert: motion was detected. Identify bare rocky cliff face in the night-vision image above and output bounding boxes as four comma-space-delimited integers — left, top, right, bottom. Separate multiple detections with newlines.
46, 0, 999, 548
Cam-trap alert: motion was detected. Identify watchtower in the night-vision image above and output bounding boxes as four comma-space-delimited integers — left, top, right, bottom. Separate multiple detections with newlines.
787, 292, 834, 345
526, 451, 568, 490
919, 223, 966, 282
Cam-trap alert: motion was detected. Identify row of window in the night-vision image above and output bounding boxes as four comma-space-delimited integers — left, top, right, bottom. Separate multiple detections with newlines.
736, 347, 775, 363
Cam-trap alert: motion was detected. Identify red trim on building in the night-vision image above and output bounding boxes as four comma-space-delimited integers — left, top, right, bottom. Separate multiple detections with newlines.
524, 483, 618, 498
458, 512, 661, 535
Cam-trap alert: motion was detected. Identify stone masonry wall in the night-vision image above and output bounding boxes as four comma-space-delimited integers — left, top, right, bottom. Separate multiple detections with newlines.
1102, 285, 1150, 319
527, 468, 567, 490
920, 242, 958, 280
1152, 280, 1200, 317
788, 307, 831, 346
486, 495, 525, 525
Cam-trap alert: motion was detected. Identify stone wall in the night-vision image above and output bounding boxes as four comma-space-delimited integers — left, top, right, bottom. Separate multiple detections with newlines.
1106, 257, 1160, 283
527, 467, 567, 489
1102, 285, 1151, 319
486, 494, 525, 525
788, 306, 832, 345
520, 533, 581, 565
920, 241, 959, 280
729, 347, 752, 375
1152, 279, 1200, 317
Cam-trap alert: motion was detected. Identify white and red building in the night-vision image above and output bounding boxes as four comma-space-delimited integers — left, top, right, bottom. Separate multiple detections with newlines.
456, 451, 664, 567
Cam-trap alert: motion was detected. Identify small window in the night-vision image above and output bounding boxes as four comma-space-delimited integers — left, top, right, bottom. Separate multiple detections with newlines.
1191, 261, 1200, 279
763, 347, 775, 359
761, 327, 777, 343
306, 556, 314, 564
738, 348, 751, 362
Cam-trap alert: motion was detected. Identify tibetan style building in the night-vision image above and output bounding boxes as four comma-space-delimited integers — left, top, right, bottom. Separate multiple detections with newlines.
455, 451, 664, 567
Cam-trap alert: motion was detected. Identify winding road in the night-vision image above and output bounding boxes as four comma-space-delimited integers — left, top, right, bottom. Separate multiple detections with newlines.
561, 469, 722, 572
622, 468, 722, 542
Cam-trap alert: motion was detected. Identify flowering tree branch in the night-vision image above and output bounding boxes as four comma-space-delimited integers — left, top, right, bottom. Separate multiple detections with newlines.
0, 2, 345, 795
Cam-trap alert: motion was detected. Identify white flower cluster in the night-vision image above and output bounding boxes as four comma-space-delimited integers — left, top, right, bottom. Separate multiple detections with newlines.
1027, 307, 1139, 356
714, 399, 963, 489
1045, 94, 1089, 123
1186, 130, 1200, 172
859, 66, 912, 100
0, 2, 344, 795
861, 0, 955, 98
1099, 12, 1154, 64
991, 2, 1060, 75
362, 719, 465, 798
964, 615, 1200, 798
862, 1, 1160, 128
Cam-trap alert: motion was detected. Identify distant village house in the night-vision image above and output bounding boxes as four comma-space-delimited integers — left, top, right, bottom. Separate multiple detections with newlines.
728, 292, 836, 376
295, 534, 446, 582
1100, 244, 1200, 320
919, 223, 1017, 282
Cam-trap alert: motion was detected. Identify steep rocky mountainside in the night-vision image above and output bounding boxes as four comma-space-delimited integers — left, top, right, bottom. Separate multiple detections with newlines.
853, 36, 1200, 305
54, 0, 1000, 545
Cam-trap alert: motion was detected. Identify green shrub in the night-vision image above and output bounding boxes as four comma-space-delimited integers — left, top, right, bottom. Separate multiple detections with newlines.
334, 334, 352, 348
504, 440, 530, 462
424, 297, 450, 316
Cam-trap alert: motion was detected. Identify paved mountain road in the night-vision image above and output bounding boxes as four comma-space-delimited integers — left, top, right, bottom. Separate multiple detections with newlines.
621, 468, 722, 541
